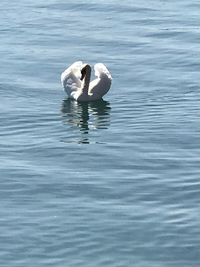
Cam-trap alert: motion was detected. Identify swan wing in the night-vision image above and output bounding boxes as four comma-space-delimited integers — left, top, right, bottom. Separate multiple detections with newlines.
89, 63, 112, 99
94, 63, 112, 80
61, 61, 83, 97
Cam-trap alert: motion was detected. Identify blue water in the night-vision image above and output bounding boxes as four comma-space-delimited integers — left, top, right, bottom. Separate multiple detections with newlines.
1, 0, 200, 266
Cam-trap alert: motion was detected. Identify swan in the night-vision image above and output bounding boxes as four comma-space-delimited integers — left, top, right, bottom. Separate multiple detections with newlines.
61, 61, 112, 101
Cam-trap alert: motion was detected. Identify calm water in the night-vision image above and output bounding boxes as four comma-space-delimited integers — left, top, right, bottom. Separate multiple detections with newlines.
1, 0, 200, 266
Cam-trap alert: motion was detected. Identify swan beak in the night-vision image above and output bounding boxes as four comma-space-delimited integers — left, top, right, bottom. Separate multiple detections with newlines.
80, 69, 85, 81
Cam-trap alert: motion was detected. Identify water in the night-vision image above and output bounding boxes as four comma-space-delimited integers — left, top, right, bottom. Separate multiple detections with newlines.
1, 0, 200, 266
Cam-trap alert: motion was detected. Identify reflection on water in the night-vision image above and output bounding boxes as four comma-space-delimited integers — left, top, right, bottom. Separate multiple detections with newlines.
61, 98, 111, 144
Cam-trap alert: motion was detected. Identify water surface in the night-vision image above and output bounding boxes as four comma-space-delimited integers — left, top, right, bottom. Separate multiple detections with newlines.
1, 0, 200, 266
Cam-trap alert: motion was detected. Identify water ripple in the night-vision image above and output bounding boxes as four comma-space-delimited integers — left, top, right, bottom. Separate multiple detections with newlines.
1, 0, 200, 266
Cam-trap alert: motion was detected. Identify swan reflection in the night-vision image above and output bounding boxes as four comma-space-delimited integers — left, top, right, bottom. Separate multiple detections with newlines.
61, 98, 111, 143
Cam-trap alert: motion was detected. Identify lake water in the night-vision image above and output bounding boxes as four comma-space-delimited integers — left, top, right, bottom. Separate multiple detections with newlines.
1, 0, 200, 266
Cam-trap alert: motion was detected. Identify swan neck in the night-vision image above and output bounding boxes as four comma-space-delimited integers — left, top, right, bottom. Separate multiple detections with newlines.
82, 65, 91, 94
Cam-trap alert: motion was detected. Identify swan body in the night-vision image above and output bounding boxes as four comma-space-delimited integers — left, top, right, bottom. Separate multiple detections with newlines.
61, 61, 112, 101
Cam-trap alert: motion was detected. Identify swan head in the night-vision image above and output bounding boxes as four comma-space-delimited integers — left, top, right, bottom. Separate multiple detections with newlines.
80, 64, 91, 81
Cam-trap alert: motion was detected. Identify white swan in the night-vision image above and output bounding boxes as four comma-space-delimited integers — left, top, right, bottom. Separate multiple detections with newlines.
61, 61, 112, 101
